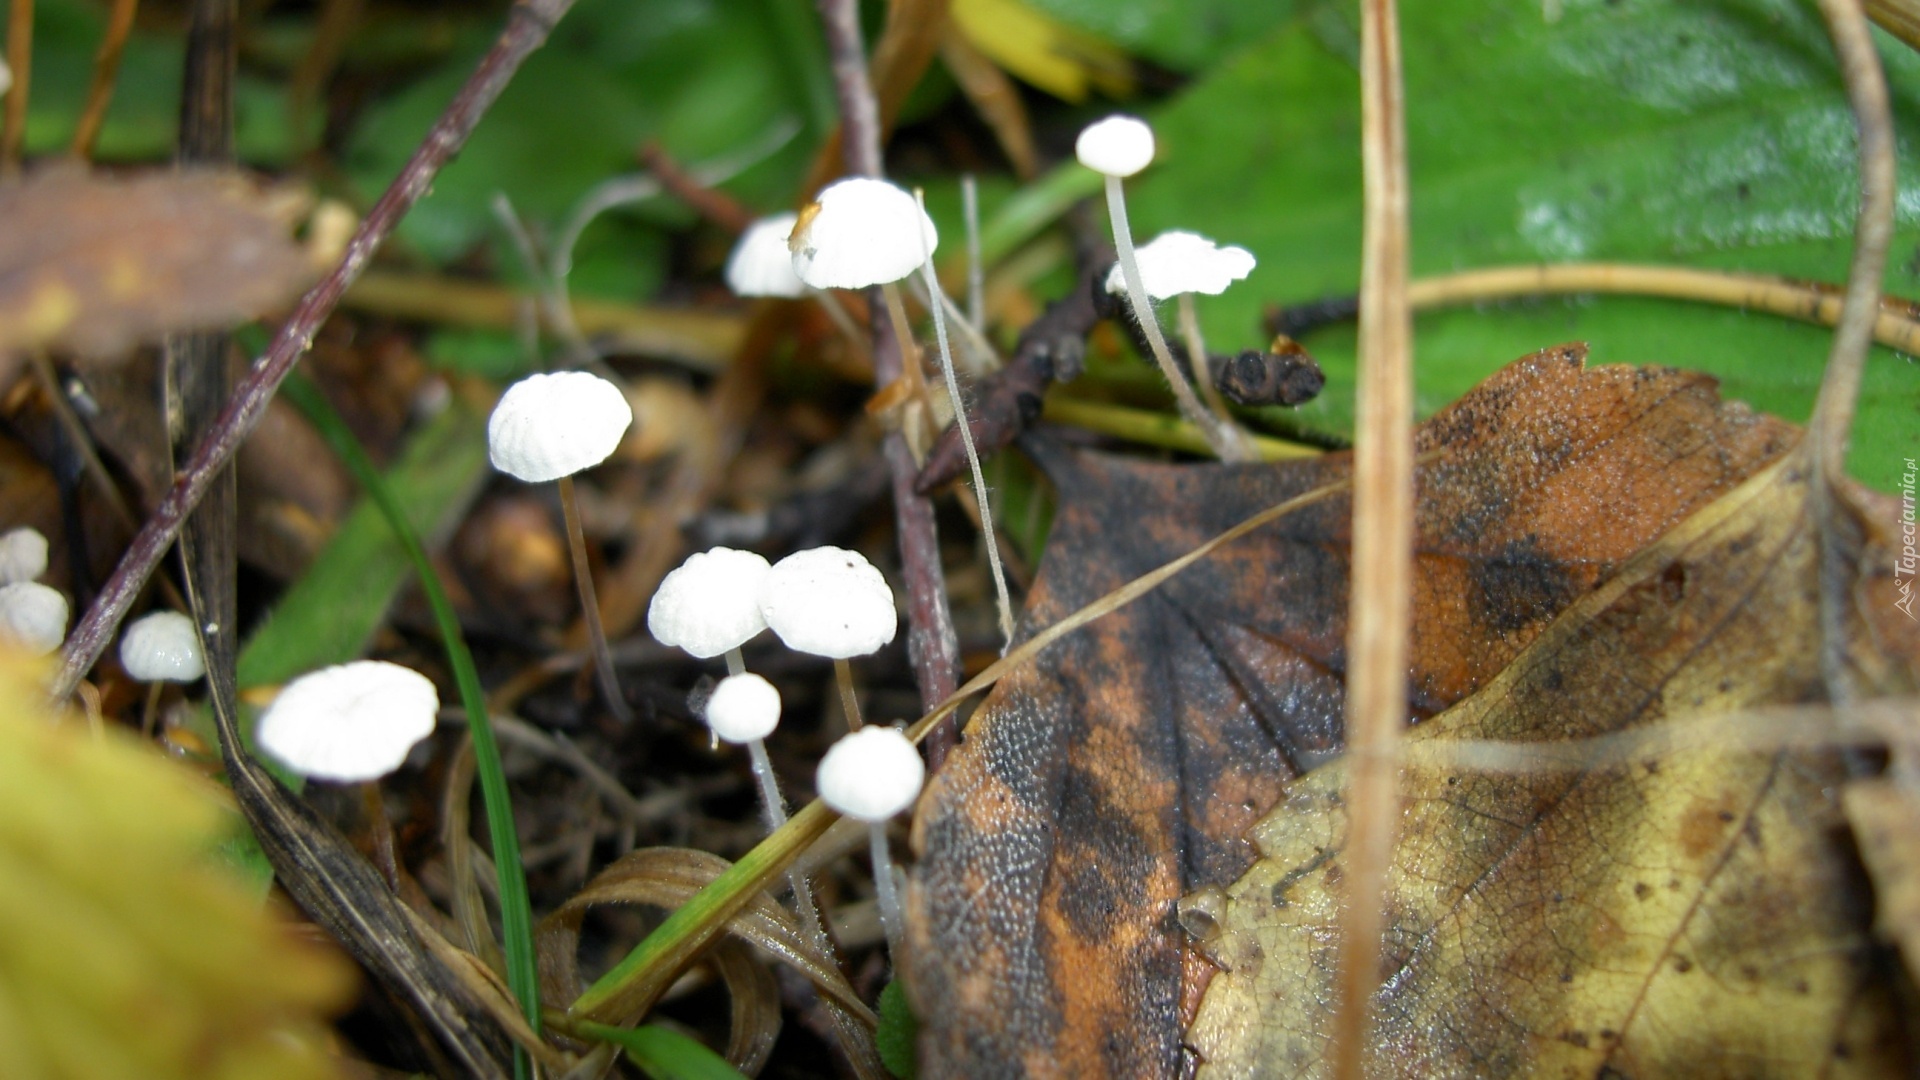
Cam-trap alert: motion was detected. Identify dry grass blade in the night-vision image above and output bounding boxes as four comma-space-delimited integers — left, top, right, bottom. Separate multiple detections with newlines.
68, 0, 142, 159
1335, 0, 1413, 1073
538, 847, 879, 1027
710, 939, 783, 1074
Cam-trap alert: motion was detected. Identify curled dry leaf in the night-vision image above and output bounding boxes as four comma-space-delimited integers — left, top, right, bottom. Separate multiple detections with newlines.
908, 346, 1799, 1078
1186, 451, 1920, 1077
0, 166, 313, 358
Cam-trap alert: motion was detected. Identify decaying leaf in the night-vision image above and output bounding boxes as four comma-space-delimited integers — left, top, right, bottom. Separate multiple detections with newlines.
0, 166, 312, 358
907, 346, 1799, 1077
0, 651, 354, 1080
1185, 454, 1920, 1076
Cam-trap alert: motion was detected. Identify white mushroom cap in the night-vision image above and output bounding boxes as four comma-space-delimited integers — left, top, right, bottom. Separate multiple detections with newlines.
816, 726, 924, 822
789, 178, 939, 291
0, 526, 48, 584
705, 672, 781, 744
0, 582, 67, 656
1076, 115, 1156, 178
119, 611, 205, 683
256, 660, 439, 783
759, 546, 897, 659
487, 371, 634, 483
726, 213, 807, 298
648, 547, 772, 658
1103, 230, 1256, 299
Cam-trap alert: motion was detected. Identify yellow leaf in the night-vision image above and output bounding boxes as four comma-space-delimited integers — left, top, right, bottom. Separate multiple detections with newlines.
948, 0, 1132, 103
0, 653, 354, 1080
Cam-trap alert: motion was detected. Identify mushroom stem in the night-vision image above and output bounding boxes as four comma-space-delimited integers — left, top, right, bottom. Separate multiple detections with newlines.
140, 680, 162, 738
724, 647, 747, 678
1176, 293, 1253, 456
744, 735, 830, 938
806, 287, 873, 364
361, 781, 401, 892
1102, 174, 1249, 462
833, 657, 865, 731
870, 823, 906, 960
916, 190, 1015, 648
556, 475, 632, 724
962, 173, 985, 333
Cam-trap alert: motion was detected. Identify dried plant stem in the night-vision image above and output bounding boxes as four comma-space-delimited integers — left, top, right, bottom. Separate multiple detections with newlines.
815, 0, 962, 764
49, 0, 583, 703
3, 0, 33, 172
1334, 0, 1413, 1075
1177, 293, 1246, 440
557, 475, 632, 724
1809, 0, 1896, 707
68, 0, 140, 159
1104, 175, 1250, 462
1041, 396, 1319, 462
963, 173, 985, 331
918, 191, 1014, 646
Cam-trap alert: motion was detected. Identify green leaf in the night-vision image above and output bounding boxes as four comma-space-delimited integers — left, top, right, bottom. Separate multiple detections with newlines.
1023, 0, 1300, 74
576, 1022, 749, 1080
876, 980, 920, 1080
1123, 0, 1920, 489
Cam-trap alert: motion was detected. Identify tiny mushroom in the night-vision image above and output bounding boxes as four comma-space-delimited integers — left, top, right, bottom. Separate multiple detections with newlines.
816, 725, 926, 958
705, 671, 794, 835
256, 660, 439, 783
760, 545, 897, 733
648, 546, 772, 668
0, 581, 66, 656
1077, 115, 1248, 461
120, 610, 206, 735
488, 370, 634, 720
725, 212, 807, 299
1102, 230, 1257, 300
0, 526, 48, 585
788, 177, 938, 291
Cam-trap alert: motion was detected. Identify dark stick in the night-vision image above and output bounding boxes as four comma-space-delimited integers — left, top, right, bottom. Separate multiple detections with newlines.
813, 0, 962, 762
50, 0, 581, 701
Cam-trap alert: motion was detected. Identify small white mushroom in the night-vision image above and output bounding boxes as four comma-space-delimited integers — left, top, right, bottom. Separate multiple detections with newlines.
725, 213, 808, 299
759, 546, 897, 660
488, 370, 634, 721
256, 660, 439, 783
0, 526, 49, 585
1102, 230, 1257, 300
789, 177, 939, 291
0, 581, 67, 656
648, 547, 771, 662
120, 611, 205, 683
705, 672, 781, 745
1074, 114, 1156, 178
816, 725, 926, 960
1077, 115, 1249, 461
487, 371, 634, 484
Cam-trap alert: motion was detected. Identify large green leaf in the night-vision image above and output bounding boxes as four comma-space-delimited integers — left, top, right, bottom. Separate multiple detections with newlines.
1123, 0, 1920, 489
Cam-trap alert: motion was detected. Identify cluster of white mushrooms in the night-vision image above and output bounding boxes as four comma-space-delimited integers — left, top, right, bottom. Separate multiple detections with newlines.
649, 544, 924, 956
0, 526, 64, 656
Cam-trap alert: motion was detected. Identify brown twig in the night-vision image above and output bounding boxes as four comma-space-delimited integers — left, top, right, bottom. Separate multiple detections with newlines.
639, 140, 754, 234
49, 0, 583, 702
1808, 0, 1896, 706
3, 0, 33, 172
1334, 0, 1412, 1075
68, 0, 141, 159
814, 0, 963, 760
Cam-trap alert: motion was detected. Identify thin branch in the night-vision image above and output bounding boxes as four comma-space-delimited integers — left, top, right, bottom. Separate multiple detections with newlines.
1334, 0, 1413, 1076
814, 0, 963, 761
68, 0, 141, 159
50, 0, 583, 702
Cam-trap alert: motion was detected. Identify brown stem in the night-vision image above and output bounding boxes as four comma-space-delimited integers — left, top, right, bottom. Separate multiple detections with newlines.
639, 140, 754, 234
49, 0, 583, 702
833, 656, 865, 731
362, 781, 401, 893
4, 0, 34, 173
1334, 0, 1412, 1075
68, 0, 141, 159
815, 0, 962, 763
557, 475, 632, 724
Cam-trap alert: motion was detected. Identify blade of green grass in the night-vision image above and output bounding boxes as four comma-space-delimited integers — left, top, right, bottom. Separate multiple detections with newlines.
280, 374, 543, 1071
574, 1022, 750, 1080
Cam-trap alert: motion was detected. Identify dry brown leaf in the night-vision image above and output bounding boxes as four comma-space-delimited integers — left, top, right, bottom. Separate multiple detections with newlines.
907, 346, 1798, 1078
0, 166, 312, 358
1186, 453, 1920, 1077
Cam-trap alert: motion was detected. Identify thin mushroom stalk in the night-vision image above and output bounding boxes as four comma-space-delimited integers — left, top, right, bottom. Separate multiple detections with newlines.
703, 669, 829, 938
557, 474, 630, 723
1178, 292, 1243, 438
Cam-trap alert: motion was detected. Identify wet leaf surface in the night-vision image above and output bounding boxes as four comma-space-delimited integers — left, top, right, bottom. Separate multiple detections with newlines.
1187, 451, 1920, 1077
906, 345, 1799, 1078
0, 167, 311, 357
